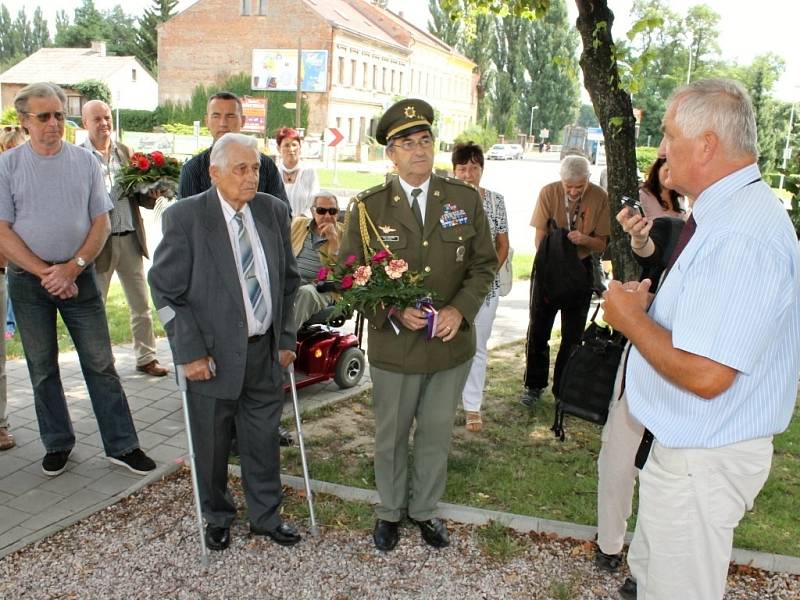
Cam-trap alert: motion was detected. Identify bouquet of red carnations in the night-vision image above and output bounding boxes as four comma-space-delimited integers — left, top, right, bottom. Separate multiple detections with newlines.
317, 248, 438, 335
117, 150, 181, 198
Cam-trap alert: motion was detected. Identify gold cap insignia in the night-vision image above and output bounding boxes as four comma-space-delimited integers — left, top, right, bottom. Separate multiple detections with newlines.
404, 106, 416, 119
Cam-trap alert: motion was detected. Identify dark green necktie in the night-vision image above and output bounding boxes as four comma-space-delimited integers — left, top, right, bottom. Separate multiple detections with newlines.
411, 187, 423, 228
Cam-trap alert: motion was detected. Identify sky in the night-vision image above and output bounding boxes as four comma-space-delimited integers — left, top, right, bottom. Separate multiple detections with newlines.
2, 0, 798, 101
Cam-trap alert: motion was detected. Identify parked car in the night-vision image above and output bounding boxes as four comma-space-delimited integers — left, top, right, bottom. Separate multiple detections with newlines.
509, 144, 524, 159
487, 144, 514, 160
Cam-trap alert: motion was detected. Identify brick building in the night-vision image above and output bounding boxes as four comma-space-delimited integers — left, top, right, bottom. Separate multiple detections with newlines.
158, 0, 477, 154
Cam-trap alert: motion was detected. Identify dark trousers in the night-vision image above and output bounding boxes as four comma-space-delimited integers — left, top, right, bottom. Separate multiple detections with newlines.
524, 281, 592, 397
187, 335, 283, 530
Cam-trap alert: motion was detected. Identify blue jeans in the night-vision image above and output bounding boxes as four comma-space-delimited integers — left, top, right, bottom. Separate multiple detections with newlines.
8, 264, 140, 456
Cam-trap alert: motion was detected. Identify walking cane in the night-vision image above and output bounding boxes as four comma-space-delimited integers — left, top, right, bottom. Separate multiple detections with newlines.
158, 306, 209, 566
286, 363, 319, 537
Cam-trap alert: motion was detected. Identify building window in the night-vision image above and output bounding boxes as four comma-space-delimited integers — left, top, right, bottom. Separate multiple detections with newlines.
363, 62, 368, 88
348, 117, 354, 142
67, 95, 81, 117
382, 67, 387, 92
351, 59, 357, 87
338, 57, 345, 85
372, 65, 378, 89
398, 72, 403, 95
390, 69, 395, 93
240, 0, 251, 15
257, 0, 267, 15
131, 68, 137, 82
359, 116, 366, 143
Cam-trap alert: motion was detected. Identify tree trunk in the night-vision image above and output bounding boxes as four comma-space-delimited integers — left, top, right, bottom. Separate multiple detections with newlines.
575, 0, 640, 282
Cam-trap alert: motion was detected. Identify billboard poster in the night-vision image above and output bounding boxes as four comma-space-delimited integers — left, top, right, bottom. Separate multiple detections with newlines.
241, 96, 267, 133
251, 49, 328, 92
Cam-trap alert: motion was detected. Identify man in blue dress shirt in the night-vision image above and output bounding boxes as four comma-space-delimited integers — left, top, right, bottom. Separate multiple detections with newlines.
603, 78, 800, 599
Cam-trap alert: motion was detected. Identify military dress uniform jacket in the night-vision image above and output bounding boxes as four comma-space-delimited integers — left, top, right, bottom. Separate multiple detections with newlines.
340, 174, 497, 374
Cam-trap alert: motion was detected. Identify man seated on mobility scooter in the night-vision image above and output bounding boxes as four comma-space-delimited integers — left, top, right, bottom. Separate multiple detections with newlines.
289, 191, 365, 390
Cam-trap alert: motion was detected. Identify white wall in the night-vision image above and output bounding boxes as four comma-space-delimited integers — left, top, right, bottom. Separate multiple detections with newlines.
106, 62, 159, 111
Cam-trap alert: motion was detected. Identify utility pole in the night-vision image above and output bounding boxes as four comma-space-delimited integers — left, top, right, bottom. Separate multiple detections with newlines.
295, 38, 302, 130
528, 105, 539, 139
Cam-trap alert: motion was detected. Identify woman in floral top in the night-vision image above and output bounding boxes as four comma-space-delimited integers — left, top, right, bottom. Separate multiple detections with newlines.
452, 142, 509, 432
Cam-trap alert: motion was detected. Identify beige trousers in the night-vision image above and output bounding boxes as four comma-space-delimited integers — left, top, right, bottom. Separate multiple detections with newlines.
628, 437, 773, 599
94, 233, 157, 367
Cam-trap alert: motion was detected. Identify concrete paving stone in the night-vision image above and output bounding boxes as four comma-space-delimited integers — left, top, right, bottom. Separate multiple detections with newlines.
4, 439, 44, 462
87, 471, 141, 496
0, 469, 49, 496
125, 395, 155, 411
136, 429, 168, 451
72, 418, 99, 435
154, 393, 183, 412
69, 442, 104, 463
0, 455, 33, 478
70, 456, 114, 480
142, 444, 185, 465
18, 506, 74, 532
7, 488, 65, 514
8, 406, 36, 421
133, 386, 176, 402
143, 418, 184, 438
50, 487, 110, 514
38, 471, 95, 496
131, 405, 171, 425
0, 490, 13, 504
163, 408, 186, 423
162, 432, 188, 450
79, 431, 103, 449
0, 506, 32, 535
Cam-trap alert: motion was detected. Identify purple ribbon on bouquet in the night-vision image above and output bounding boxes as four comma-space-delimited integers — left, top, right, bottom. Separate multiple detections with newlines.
415, 298, 438, 341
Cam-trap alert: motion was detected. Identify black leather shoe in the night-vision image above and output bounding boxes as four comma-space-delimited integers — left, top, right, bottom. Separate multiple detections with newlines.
373, 519, 399, 551
205, 525, 230, 551
251, 521, 301, 547
411, 517, 450, 548
279, 425, 294, 447
520, 387, 543, 408
619, 577, 637, 600
595, 545, 622, 572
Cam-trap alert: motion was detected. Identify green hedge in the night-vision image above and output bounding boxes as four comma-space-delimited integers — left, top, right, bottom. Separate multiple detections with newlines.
454, 124, 498, 152
635, 146, 659, 175
118, 109, 157, 133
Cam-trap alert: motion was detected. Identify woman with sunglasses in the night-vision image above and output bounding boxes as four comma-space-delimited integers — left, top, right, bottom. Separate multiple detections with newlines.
276, 127, 319, 217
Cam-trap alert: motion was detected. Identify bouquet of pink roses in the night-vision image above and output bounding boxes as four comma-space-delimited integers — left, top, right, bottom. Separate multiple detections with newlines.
317, 248, 437, 317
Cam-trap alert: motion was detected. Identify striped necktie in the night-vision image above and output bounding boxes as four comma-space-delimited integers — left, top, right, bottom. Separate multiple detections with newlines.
234, 212, 268, 323
411, 187, 424, 228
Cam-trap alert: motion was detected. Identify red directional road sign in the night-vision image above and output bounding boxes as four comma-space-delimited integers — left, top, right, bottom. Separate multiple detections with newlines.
326, 127, 344, 147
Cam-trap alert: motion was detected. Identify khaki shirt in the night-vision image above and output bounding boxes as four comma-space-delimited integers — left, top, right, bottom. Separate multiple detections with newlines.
531, 181, 610, 238
339, 174, 497, 374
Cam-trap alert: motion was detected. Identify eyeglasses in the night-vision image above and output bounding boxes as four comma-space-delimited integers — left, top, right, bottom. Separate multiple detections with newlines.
23, 111, 65, 123
393, 137, 434, 152
314, 207, 339, 216
2, 126, 20, 132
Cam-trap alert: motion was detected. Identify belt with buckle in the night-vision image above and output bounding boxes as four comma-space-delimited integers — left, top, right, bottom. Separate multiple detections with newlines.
112, 231, 134, 236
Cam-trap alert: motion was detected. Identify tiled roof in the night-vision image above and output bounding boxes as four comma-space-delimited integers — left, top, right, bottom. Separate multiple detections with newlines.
0, 48, 145, 84
302, 0, 406, 50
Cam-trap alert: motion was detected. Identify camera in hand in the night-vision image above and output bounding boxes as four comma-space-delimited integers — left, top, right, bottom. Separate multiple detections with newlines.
621, 195, 645, 217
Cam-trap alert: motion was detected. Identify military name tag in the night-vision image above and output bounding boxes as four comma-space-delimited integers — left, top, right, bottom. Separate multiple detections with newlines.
381, 235, 400, 242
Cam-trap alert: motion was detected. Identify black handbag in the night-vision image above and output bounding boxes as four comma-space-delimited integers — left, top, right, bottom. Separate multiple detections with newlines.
552, 302, 626, 441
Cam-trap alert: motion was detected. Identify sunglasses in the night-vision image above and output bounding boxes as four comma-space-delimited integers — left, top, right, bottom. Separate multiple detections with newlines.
23, 111, 65, 123
2, 126, 21, 132
314, 207, 339, 216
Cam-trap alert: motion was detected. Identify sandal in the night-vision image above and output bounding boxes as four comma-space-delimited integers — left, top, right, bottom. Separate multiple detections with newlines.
465, 411, 482, 432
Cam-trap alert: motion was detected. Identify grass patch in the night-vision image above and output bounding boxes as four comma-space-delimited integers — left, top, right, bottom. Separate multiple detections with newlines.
281, 340, 800, 557
513, 252, 534, 282
475, 520, 525, 560
5, 281, 165, 360
317, 168, 384, 191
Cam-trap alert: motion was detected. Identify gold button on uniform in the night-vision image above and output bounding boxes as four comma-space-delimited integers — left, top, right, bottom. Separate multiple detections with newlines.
424, 266, 431, 273
458, 236, 463, 241
422, 240, 429, 247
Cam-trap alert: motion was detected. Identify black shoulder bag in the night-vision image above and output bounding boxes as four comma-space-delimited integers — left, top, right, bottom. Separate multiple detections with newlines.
552, 299, 626, 440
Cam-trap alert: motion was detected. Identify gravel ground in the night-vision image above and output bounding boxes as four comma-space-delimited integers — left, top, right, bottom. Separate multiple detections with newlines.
1, 470, 797, 600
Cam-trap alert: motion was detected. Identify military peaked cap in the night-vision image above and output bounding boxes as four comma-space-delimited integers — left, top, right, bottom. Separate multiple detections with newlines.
375, 98, 435, 146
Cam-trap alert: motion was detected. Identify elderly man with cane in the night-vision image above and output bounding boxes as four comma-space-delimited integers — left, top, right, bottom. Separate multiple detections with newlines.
149, 133, 301, 552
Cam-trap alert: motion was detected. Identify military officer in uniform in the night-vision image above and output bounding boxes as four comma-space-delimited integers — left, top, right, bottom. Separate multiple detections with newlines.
339, 99, 497, 551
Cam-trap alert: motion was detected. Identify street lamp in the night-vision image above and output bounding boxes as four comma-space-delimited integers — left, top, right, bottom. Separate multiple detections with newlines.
686, 33, 694, 85
528, 105, 539, 139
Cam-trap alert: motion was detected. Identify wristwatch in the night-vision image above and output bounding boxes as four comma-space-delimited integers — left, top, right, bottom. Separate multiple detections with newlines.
74, 256, 87, 269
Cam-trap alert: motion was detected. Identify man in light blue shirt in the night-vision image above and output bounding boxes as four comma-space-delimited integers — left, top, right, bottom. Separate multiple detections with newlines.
603, 78, 800, 599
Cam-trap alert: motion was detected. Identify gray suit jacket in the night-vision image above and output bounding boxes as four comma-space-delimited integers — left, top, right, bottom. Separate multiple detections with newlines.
148, 187, 299, 399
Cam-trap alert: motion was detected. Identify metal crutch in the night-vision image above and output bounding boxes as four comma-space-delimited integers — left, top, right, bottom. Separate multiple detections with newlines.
158, 306, 209, 566
286, 363, 319, 536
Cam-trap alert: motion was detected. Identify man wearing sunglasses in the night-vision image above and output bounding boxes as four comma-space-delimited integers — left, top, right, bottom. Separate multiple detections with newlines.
289, 190, 343, 331
0, 82, 156, 477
